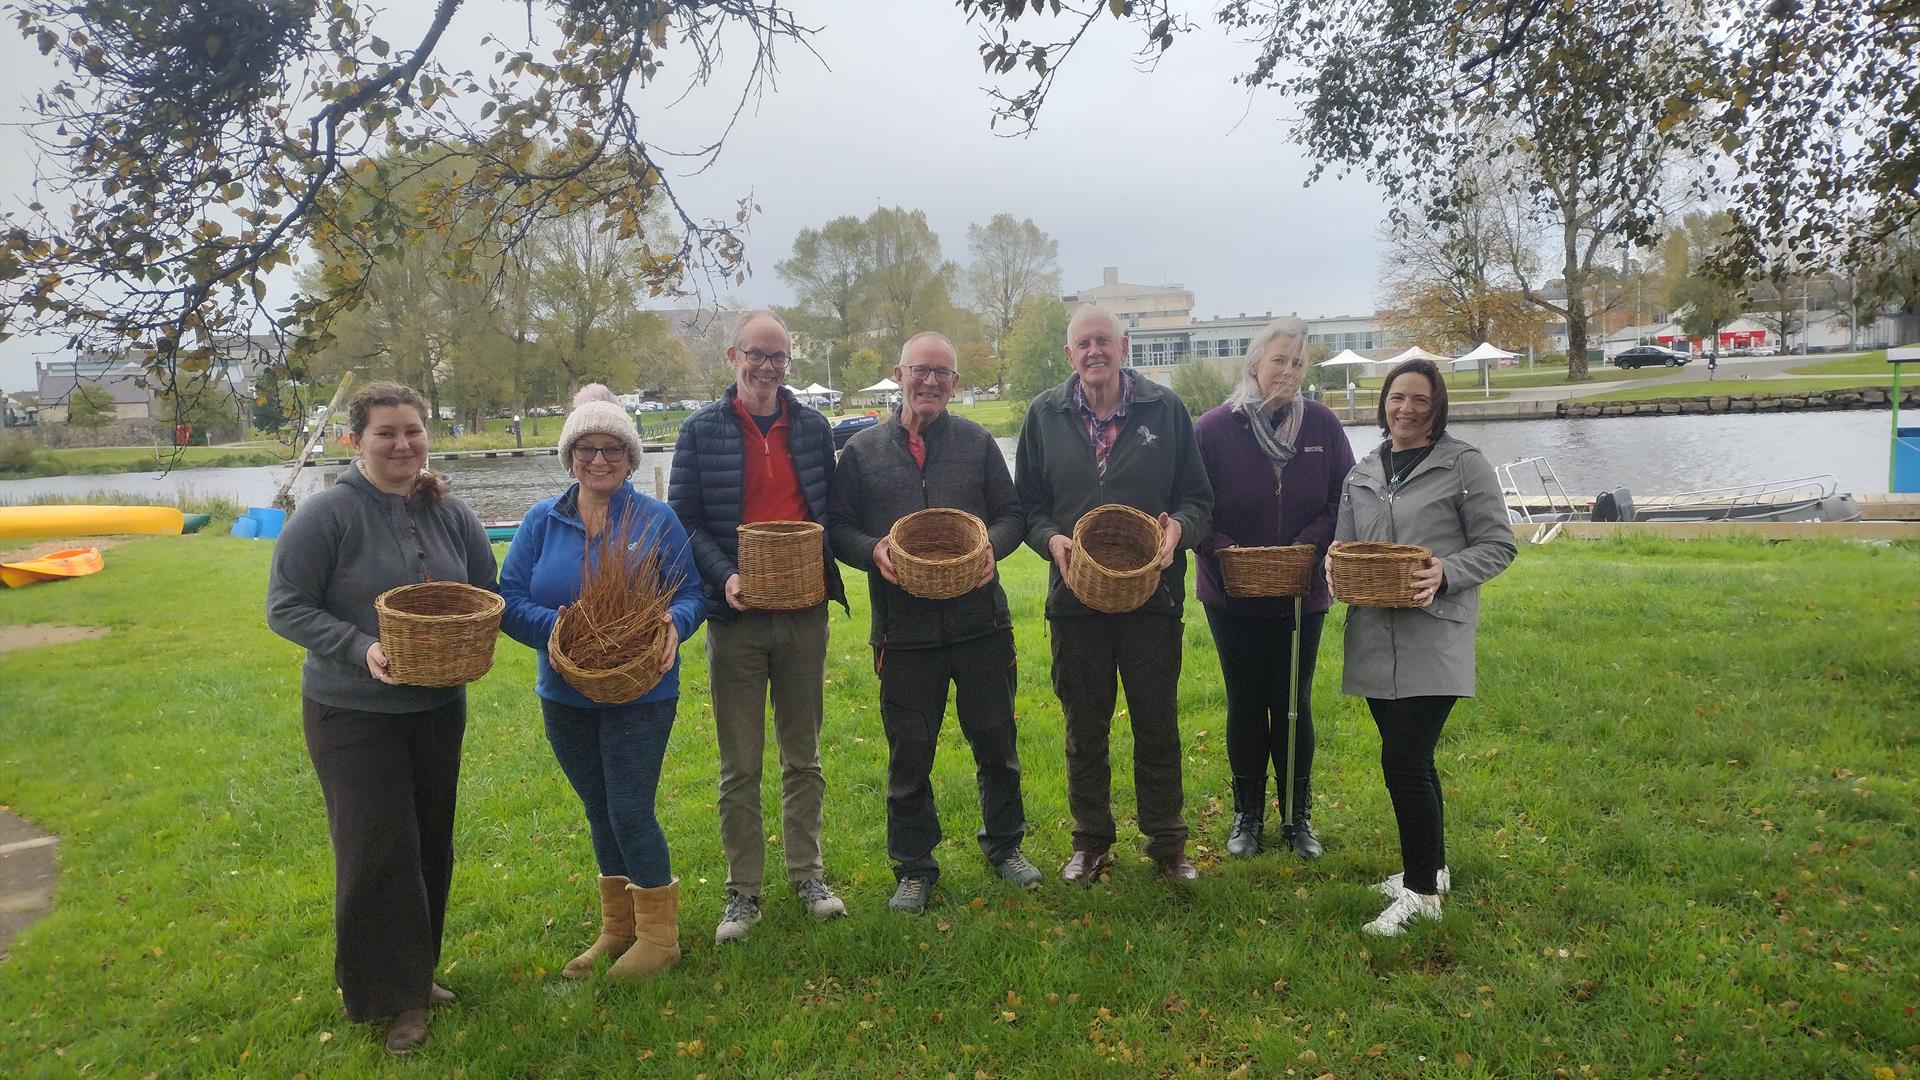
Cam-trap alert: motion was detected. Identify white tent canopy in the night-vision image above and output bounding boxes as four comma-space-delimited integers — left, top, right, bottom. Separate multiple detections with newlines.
798, 382, 835, 395
858, 377, 899, 393
1384, 346, 1454, 365
1318, 349, 1376, 369
1453, 342, 1518, 371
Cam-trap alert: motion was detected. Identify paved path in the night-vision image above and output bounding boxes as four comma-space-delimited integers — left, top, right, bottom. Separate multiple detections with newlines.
0, 809, 57, 960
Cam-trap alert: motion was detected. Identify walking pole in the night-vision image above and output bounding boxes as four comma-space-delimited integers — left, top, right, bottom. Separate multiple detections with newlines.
1282, 593, 1303, 834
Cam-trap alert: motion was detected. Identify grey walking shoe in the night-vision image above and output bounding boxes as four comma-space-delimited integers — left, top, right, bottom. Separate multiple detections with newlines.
992, 850, 1043, 888
795, 877, 847, 919
713, 889, 761, 945
888, 875, 933, 914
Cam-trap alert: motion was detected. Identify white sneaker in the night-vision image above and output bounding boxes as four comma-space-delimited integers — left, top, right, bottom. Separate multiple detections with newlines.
1375, 866, 1451, 898
795, 877, 847, 920
714, 889, 761, 944
1363, 887, 1442, 936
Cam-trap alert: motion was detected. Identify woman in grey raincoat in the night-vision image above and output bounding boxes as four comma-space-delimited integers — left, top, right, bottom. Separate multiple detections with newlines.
1330, 357, 1516, 936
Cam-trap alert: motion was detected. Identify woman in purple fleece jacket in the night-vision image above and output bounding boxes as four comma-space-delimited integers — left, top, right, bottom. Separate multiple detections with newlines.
1194, 318, 1355, 860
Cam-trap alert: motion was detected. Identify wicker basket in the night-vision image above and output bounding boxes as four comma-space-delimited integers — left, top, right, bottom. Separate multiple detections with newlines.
737, 520, 827, 611
1066, 504, 1164, 614
1218, 543, 1317, 599
1328, 541, 1433, 608
548, 609, 671, 704
888, 507, 992, 600
374, 581, 504, 687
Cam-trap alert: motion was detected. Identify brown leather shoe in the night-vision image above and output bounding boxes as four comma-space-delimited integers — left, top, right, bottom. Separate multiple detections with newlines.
384, 1007, 430, 1054
429, 982, 456, 1006
1156, 853, 1201, 882
1060, 849, 1113, 886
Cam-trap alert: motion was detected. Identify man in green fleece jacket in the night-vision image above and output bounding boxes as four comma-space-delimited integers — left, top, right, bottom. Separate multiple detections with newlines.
1015, 304, 1215, 885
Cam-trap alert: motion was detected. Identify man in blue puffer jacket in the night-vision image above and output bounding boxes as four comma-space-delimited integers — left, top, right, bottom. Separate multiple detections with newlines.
668, 309, 849, 946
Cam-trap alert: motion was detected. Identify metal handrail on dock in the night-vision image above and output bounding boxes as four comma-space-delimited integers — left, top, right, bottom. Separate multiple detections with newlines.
1496, 456, 1577, 523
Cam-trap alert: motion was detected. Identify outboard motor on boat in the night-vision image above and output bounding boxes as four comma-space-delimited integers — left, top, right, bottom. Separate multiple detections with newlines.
1591, 487, 1635, 522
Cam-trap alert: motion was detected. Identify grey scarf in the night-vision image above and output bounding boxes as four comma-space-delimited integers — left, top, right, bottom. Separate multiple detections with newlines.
1238, 396, 1305, 482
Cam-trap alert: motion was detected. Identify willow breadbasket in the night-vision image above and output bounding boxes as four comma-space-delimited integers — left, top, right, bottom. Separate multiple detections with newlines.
374, 581, 504, 687
737, 520, 827, 610
1217, 543, 1317, 599
1066, 504, 1164, 614
888, 507, 991, 600
549, 608, 671, 704
1328, 541, 1432, 608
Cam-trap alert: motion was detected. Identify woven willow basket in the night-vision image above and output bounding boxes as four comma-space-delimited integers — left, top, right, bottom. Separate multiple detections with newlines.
1066, 504, 1164, 614
737, 520, 827, 610
548, 610, 670, 704
374, 581, 504, 687
1328, 541, 1432, 608
888, 507, 992, 600
1217, 543, 1317, 599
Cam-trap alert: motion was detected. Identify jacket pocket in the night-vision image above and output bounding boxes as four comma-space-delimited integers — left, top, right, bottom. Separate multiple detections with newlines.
1419, 593, 1475, 624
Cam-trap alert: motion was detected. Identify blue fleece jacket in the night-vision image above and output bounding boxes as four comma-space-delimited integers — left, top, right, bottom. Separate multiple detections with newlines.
499, 482, 707, 708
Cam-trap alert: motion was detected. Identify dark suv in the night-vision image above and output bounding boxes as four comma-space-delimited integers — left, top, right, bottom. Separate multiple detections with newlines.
1611, 345, 1691, 369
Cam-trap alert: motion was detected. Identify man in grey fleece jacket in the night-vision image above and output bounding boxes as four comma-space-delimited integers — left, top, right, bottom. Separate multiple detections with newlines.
827, 332, 1039, 913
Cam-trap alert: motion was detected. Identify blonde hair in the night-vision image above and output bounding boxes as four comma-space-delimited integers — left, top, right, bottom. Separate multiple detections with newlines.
1224, 317, 1310, 413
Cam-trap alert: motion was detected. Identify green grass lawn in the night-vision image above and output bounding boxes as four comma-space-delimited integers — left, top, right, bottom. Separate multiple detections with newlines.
9, 444, 292, 476
1574, 376, 1900, 403
2, 536, 1915, 1077
1786, 351, 1893, 376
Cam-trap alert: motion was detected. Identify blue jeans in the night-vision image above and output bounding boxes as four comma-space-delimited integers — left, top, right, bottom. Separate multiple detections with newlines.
542, 697, 677, 887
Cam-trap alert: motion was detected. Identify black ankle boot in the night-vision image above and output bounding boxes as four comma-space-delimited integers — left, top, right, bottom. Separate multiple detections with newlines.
1227, 775, 1265, 858
1227, 811, 1263, 858
1280, 781, 1323, 860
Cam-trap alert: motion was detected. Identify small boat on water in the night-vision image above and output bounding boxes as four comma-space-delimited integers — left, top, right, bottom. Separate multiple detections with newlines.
1, 547, 105, 588
0, 504, 187, 540
1498, 457, 1863, 525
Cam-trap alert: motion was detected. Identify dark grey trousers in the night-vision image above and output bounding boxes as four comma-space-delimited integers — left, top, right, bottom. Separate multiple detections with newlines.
1049, 612, 1188, 860
876, 630, 1025, 882
303, 696, 464, 1022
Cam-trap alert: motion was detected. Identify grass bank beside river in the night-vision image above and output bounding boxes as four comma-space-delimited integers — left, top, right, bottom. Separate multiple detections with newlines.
0, 535, 1913, 1077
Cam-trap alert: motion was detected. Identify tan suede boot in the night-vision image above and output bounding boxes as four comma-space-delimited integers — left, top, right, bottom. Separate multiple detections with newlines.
561, 875, 637, 980
608, 878, 680, 979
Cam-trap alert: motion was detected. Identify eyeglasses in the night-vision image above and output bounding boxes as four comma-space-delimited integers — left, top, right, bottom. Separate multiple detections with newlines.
738, 348, 790, 370
571, 444, 629, 463
903, 364, 958, 384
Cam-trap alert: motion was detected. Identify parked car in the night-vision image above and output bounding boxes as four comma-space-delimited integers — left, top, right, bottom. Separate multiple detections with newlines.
638, 401, 667, 412
1611, 345, 1692, 369
831, 412, 880, 450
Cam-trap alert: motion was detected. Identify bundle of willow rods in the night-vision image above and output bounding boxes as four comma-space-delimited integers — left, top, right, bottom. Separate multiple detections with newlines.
553, 511, 679, 673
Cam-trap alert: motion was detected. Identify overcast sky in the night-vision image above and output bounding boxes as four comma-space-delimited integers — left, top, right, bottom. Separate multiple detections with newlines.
0, 0, 1390, 392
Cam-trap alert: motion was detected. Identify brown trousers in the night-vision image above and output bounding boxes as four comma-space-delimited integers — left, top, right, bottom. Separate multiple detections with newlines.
303, 696, 464, 1022
1049, 612, 1189, 859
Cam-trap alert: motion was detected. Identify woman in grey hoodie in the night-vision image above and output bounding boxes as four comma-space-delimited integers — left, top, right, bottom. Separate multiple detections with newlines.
1332, 358, 1515, 937
266, 382, 495, 1054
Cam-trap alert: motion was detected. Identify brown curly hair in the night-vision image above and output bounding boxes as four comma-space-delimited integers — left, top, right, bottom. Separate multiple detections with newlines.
347, 381, 446, 506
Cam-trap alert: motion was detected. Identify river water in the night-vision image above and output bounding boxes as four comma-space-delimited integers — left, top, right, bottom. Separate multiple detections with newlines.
0, 409, 1893, 519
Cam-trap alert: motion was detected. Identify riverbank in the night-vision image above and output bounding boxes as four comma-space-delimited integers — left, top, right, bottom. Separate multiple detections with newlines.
0, 535, 1912, 1077
1558, 383, 1918, 419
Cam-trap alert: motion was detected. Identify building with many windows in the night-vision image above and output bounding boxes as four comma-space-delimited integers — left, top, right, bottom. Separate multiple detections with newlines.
1061, 268, 1401, 386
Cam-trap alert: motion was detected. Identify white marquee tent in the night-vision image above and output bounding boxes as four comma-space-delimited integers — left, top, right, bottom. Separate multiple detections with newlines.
1451, 342, 1520, 396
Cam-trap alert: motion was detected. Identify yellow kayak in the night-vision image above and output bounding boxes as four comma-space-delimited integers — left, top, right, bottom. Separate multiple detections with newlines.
0, 547, 105, 588
0, 504, 185, 540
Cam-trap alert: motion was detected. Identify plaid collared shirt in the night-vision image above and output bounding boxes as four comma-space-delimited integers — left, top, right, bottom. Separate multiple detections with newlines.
1072, 369, 1135, 476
